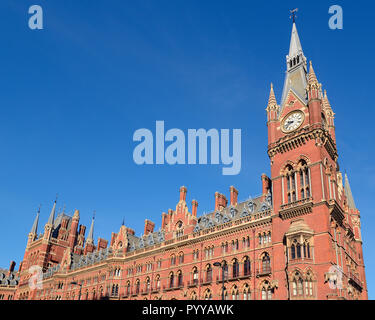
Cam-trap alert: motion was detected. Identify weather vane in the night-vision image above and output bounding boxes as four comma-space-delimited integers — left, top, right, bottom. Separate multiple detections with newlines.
290, 8, 298, 23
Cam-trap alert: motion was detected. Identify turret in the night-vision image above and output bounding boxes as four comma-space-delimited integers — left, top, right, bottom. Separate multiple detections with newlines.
43, 199, 56, 240
322, 90, 336, 142
84, 214, 95, 254
27, 208, 40, 247
306, 61, 323, 126
266, 83, 279, 145
68, 209, 80, 249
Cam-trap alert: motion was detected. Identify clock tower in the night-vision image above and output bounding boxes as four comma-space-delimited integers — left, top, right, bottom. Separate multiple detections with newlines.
267, 21, 367, 299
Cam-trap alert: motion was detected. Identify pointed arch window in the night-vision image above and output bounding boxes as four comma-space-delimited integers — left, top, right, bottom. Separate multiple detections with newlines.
244, 257, 251, 276
232, 259, 239, 278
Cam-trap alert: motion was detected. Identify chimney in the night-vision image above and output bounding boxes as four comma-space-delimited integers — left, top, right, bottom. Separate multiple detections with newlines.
110, 232, 117, 247
215, 192, 228, 211
79, 224, 86, 236
144, 219, 155, 235
191, 200, 198, 217
162, 213, 168, 229
179, 186, 187, 201
9, 261, 16, 274
261, 173, 271, 196
230, 186, 238, 206
97, 238, 108, 250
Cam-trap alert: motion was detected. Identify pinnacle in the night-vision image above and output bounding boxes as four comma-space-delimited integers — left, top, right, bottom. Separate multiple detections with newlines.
267, 83, 277, 107
308, 61, 318, 85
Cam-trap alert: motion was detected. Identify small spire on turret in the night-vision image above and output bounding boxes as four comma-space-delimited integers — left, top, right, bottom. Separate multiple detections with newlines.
308, 61, 319, 85
30, 206, 40, 235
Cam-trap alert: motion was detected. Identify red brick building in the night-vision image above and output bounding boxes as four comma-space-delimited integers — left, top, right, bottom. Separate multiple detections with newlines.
0, 21, 368, 301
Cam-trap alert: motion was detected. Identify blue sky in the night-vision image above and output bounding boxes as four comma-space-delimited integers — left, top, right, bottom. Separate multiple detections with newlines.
0, 0, 374, 298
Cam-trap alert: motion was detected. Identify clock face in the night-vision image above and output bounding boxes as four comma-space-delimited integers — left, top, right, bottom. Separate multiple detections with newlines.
282, 111, 304, 133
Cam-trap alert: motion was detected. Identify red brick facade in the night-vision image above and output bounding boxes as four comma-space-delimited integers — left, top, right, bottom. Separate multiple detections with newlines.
0, 22, 368, 301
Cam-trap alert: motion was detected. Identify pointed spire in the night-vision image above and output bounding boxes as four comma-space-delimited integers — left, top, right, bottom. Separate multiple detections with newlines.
308, 61, 319, 85
73, 209, 80, 219
281, 21, 308, 107
345, 173, 357, 209
322, 89, 331, 106
289, 22, 304, 58
267, 83, 277, 108
47, 198, 57, 226
87, 212, 95, 242
30, 206, 40, 234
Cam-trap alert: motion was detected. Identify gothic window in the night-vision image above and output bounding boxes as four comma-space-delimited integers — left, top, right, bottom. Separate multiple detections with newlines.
232, 259, 239, 278
204, 289, 212, 300
146, 277, 151, 291
178, 252, 184, 264
296, 243, 301, 258
285, 165, 296, 203
169, 272, 174, 288
155, 275, 161, 290
261, 281, 273, 300
291, 243, 296, 260
261, 253, 271, 273
170, 254, 176, 266
305, 271, 314, 296
206, 264, 212, 282
298, 160, 310, 200
243, 256, 251, 276
192, 267, 199, 284
243, 284, 251, 300
177, 270, 183, 287
232, 285, 239, 300
292, 271, 303, 297
126, 281, 130, 295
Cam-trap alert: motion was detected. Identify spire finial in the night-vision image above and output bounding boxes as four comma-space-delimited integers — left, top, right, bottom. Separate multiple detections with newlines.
308, 61, 319, 84
87, 212, 95, 242
47, 198, 57, 226
290, 8, 298, 23
344, 173, 357, 209
122, 217, 125, 226
267, 83, 277, 108
30, 206, 40, 234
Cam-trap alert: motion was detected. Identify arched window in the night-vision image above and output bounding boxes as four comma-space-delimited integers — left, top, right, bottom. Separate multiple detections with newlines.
244, 256, 251, 276
177, 270, 183, 287
204, 289, 212, 300
292, 272, 303, 297
261, 281, 273, 300
192, 267, 199, 285
305, 271, 314, 296
135, 280, 140, 295
232, 259, 239, 278
126, 281, 130, 295
231, 285, 239, 300
206, 264, 212, 283
169, 272, 174, 288
243, 284, 251, 300
178, 252, 184, 264
261, 253, 271, 273
155, 275, 161, 290
291, 243, 296, 260
170, 254, 176, 266
298, 160, 310, 200
146, 277, 151, 292
296, 243, 301, 258
285, 165, 296, 203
